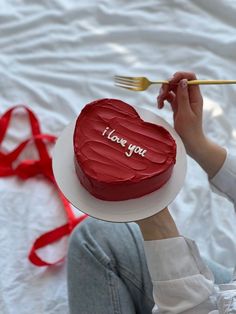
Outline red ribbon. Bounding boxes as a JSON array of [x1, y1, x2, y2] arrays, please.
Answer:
[[0, 105, 88, 266]]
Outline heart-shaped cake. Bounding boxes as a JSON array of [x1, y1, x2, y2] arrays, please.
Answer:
[[73, 99, 176, 201]]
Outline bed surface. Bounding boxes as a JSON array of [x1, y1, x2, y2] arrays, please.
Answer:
[[0, 1, 236, 313]]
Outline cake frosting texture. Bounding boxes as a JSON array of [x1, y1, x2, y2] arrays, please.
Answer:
[[73, 98, 176, 201]]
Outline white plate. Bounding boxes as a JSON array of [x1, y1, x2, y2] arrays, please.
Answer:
[[52, 106, 187, 222]]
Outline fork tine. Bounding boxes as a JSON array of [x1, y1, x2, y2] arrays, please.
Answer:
[[114, 79, 140, 87], [115, 79, 141, 85], [114, 77, 139, 83], [114, 78, 141, 85], [114, 75, 141, 81], [114, 76, 141, 85], [114, 83, 140, 91]]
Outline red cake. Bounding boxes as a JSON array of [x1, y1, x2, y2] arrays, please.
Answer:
[[73, 98, 176, 201]]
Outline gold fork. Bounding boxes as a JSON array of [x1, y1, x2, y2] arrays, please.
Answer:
[[114, 76, 236, 91]]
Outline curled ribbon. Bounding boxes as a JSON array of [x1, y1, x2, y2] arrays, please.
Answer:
[[0, 105, 88, 266]]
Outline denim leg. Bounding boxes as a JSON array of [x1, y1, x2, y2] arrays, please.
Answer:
[[67, 217, 155, 314]]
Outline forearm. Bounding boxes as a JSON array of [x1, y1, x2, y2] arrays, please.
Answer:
[[187, 136, 227, 179], [137, 207, 179, 241]]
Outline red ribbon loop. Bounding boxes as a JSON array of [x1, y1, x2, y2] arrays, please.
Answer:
[[0, 105, 88, 266], [29, 214, 88, 267]]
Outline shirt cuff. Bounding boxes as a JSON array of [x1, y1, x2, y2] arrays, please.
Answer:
[[210, 151, 236, 203], [143, 237, 214, 282]]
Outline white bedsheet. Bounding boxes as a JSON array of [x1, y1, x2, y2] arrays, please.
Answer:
[[0, 1, 236, 313]]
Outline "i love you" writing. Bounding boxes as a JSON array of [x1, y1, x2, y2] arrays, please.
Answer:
[[102, 127, 147, 158]]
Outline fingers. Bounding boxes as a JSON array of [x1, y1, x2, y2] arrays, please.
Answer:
[[166, 91, 177, 113], [176, 79, 192, 114], [166, 91, 178, 119], [157, 82, 170, 109], [171, 71, 197, 81], [157, 72, 193, 109], [165, 91, 175, 103], [169, 71, 202, 105], [157, 78, 192, 120], [157, 90, 176, 111]]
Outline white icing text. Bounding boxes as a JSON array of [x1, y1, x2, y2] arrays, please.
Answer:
[[102, 127, 147, 158]]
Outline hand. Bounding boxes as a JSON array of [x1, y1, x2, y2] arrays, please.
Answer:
[[157, 71, 226, 178], [136, 207, 179, 241], [157, 71, 204, 158]]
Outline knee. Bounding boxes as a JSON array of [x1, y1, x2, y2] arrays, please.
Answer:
[[69, 217, 95, 251], [68, 217, 111, 255], [68, 217, 118, 269]]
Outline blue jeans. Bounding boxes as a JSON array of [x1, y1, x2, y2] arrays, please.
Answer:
[[67, 217, 232, 314]]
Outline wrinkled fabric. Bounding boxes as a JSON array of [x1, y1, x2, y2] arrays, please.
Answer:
[[0, 1, 236, 313]]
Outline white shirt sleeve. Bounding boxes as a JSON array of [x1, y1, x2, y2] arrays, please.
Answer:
[[144, 237, 215, 313], [210, 152, 236, 209], [143, 152, 236, 313]]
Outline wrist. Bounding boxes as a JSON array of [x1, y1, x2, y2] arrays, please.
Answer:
[[137, 208, 179, 240], [184, 133, 208, 160], [187, 137, 227, 178]]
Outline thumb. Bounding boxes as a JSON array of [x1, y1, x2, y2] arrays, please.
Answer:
[[177, 79, 192, 114]]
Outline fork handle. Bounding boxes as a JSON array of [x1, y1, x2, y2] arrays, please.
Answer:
[[187, 80, 236, 85], [153, 80, 236, 85]]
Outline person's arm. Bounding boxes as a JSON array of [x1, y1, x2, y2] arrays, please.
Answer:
[[137, 207, 179, 241], [210, 152, 236, 206], [192, 138, 236, 207], [136, 208, 215, 314], [136, 72, 228, 313], [185, 136, 226, 179], [159, 71, 235, 206], [158, 71, 227, 179]]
